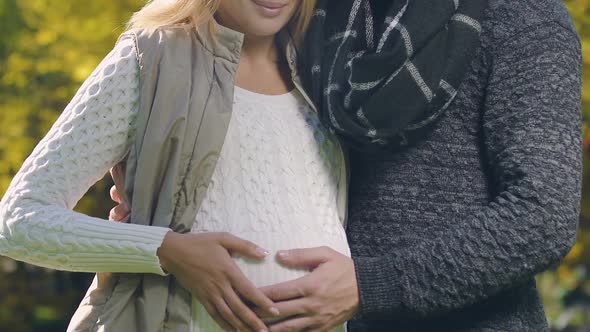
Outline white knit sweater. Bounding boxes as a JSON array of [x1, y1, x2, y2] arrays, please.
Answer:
[[0, 35, 350, 332], [0, 37, 170, 275], [190, 85, 348, 332], [0, 38, 349, 287]]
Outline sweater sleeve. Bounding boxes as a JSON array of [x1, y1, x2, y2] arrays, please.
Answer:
[[0, 35, 171, 275], [352, 22, 583, 319]]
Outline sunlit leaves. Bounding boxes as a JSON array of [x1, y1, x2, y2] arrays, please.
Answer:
[[0, 0, 588, 330]]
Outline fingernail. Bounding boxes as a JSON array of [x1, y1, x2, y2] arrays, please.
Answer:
[[277, 251, 289, 258], [257, 247, 270, 257], [270, 307, 280, 316], [259, 330, 268, 332]]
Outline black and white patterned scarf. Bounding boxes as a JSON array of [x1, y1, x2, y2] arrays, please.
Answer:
[[300, 0, 488, 150]]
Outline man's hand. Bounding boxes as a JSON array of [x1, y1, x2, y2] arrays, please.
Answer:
[[109, 185, 130, 222], [258, 247, 359, 332], [97, 184, 130, 288], [160, 231, 280, 332]]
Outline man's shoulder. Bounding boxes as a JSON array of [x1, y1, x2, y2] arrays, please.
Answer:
[[482, 0, 576, 45]]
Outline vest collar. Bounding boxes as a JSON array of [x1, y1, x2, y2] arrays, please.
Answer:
[[197, 20, 244, 64]]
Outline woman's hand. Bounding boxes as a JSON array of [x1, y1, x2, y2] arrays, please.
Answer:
[[258, 247, 359, 332], [109, 185, 278, 331], [158, 231, 279, 332]]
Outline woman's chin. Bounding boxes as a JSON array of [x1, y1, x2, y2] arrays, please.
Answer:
[[240, 23, 288, 39]]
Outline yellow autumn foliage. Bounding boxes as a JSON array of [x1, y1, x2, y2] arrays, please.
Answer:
[[0, 0, 588, 330]]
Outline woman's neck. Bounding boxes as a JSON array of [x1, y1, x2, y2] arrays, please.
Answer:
[[236, 34, 294, 95], [241, 34, 279, 63]]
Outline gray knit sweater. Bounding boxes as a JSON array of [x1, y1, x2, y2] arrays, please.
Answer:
[[346, 0, 582, 331]]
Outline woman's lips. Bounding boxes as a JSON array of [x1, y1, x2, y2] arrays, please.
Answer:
[[252, 0, 288, 18]]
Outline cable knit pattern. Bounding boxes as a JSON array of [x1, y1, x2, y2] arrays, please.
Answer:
[[191, 87, 349, 332], [0, 33, 350, 329], [0, 35, 170, 275], [346, 0, 582, 331]]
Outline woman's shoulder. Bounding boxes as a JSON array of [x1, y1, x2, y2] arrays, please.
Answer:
[[117, 25, 221, 71], [120, 26, 200, 55], [79, 34, 139, 104], [123, 26, 191, 40]]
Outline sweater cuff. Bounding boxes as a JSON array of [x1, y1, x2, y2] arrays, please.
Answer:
[[66, 219, 172, 276], [352, 255, 405, 319]]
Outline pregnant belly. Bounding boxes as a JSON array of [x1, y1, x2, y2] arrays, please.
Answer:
[[190, 228, 350, 332], [230, 229, 351, 288]]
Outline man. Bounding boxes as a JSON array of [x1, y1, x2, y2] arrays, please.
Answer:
[[112, 0, 582, 330]]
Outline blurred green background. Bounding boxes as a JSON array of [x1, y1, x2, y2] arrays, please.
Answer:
[[0, 0, 589, 331]]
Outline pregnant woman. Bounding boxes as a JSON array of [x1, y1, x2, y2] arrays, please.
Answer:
[[0, 0, 350, 331]]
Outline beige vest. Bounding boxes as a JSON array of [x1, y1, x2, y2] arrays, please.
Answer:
[[67, 23, 349, 332]]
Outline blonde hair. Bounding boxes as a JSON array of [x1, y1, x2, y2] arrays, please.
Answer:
[[127, 0, 316, 45]]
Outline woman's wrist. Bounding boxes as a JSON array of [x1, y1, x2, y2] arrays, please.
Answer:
[[157, 231, 181, 273]]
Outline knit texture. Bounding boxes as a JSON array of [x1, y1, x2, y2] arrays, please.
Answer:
[[346, 0, 582, 331], [0, 35, 170, 275], [190, 86, 349, 332]]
